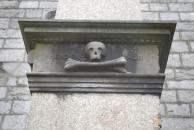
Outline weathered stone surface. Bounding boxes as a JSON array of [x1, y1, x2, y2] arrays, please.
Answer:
[[180, 13, 194, 21], [19, 1, 39, 8], [39, 1, 57, 8], [171, 41, 189, 52], [142, 12, 159, 20], [165, 69, 174, 79], [178, 90, 194, 102], [175, 69, 194, 80], [160, 13, 180, 20], [55, 0, 142, 20], [168, 80, 194, 89], [25, 9, 42, 18], [161, 90, 177, 102], [169, 3, 193, 11], [2, 115, 26, 129], [0, 101, 12, 114], [166, 104, 190, 117], [0, 9, 25, 18], [4, 39, 24, 48], [0, 18, 9, 29], [182, 54, 194, 67], [6, 76, 17, 86], [0, 1, 18, 8], [161, 118, 194, 130], [150, 3, 168, 11], [160, 104, 166, 116], [181, 32, 194, 40], [12, 101, 31, 114], [167, 54, 181, 67], [3, 63, 31, 76], [177, 22, 194, 31], [0, 87, 7, 99], [27, 93, 159, 130], [192, 104, 194, 117], [190, 41, 194, 51]]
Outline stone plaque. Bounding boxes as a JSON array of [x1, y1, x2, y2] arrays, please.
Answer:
[[33, 43, 159, 74]]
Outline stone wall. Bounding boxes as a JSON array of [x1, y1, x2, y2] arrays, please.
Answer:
[[0, 0, 194, 130]]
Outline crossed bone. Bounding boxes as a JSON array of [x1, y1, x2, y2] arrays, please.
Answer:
[[64, 57, 128, 73]]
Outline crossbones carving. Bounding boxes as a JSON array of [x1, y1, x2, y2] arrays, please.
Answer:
[[64, 41, 128, 73]]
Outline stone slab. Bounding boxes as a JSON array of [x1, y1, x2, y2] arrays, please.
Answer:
[[26, 93, 159, 130], [33, 43, 159, 74], [55, 0, 142, 20]]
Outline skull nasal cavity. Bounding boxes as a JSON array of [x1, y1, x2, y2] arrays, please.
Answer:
[[94, 52, 97, 55]]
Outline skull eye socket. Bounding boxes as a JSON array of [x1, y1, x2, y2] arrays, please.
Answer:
[[98, 47, 102, 52], [88, 47, 93, 53]]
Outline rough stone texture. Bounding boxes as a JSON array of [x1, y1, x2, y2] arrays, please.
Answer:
[[140, 0, 194, 129], [27, 93, 159, 130], [55, 0, 142, 20], [2, 115, 26, 130], [166, 104, 190, 117]]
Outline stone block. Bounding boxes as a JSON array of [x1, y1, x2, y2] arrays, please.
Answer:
[[171, 41, 189, 52], [0, 9, 25, 18], [166, 104, 190, 117], [190, 41, 194, 51], [5, 39, 24, 48], [168, 80, 194, 89], [160, 104, 166, 116], [139, 12, 159, 21], [181, 32, 194, 40], [0, 101, 12, 114], [167, 54, 181, 67], [182, 54, 194, 67], [165, 69, 174, 79], [150, 3, 168, 11], [180, 13, 194, 21], [175, 69, 194, 80], [7, 29, 22, 38], [0, 87, 7, 99], [0, 1, 18, 8], [3, 63, 31, 76], [192, 104, 194, 117], [12, 101, 31, 114], [0, 29, 6, 38], [27, 93, 160, 130], [2, 115, 26, 129], [0, 39, 3, 48], [9, 18, 20, 29], [25, 9, 42, 18], [178, 90, 194, 102], [0, 18, 9, 29], [160, 0, 176, 2], [160, 13, 180, 21], [0, 74, 9, 86], [17, 77, 28, 87], [140, 4, 149, 11], [39, 1, 57, 8], [161, 90, 177, 102], [0, 50, 25, 62], [177, 22, 194, 31], [161, 118, 194, 130], [173, 31, 180, 40], [19, 1, 39, 8], [6, 76, 17, 86], [169, 3, 193, 11]]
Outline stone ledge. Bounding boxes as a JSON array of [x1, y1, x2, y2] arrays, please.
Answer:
[[27, 72, 165, 95]]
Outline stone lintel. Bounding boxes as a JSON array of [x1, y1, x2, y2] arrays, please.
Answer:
[[19, 20, 176, 73], [27, 72, 165, 96]]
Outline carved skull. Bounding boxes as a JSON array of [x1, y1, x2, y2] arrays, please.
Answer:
[[85, 41, 106, 62]]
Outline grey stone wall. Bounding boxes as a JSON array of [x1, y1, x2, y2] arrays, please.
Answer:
[[0, 0, 58, 129], [140, 0, 194, 129], [0, 0, 194, 130]]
